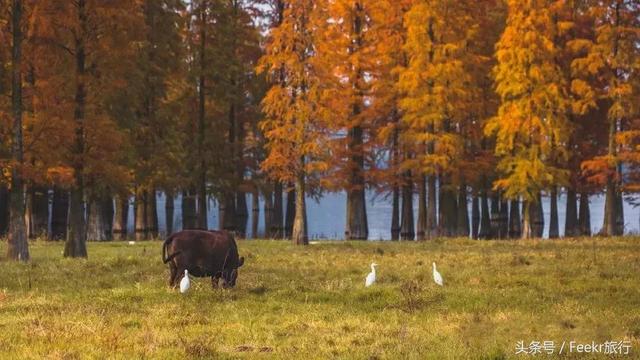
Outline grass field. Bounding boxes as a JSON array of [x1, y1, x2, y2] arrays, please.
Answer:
[[0, 237, 639, 359]]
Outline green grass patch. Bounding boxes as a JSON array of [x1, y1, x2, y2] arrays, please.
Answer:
[[0, 237, 639, 359]]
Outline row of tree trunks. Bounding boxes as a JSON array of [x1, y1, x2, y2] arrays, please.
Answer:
[[251, 188, 259, 239], [165, 192, 174, 235], [182, 188, 197, 230], [285, 188, 295, 238]]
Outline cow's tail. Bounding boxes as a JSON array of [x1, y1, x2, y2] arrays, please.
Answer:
[[162, 235, 181, 264]]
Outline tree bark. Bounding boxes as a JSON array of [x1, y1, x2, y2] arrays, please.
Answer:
[[471, 195, 479, 239], [400, 175, 415, 240], [345, 125, 368, 240], [0, 185, 9, 236], [146, 189, 158, 238], [438, 179, 455, 237], [7, 0, 29, 261], [478, 190, 491, 239], [50, 187, 68, 240], [549, 187, 559, 238], [489, 193, 500, 238], [456, 184, 469, 237], [615, 191, 624, 235], [271, 181, 283, 238], [165, 191, 174, 236], [292, 167, 308, 245], [236, 192, 248, 237], [285, 187, 295, 239], [531, 193, 544, 238], [64, 0, 88, 258], [499, 195, 509, 238], [251, 188, 259, 239], [221, 194, 236, 231], [416, 174, 426, 240], [564, 188, 578, 237], [391, 183, 400, 240], [113, 194, 129, 240], [87, 197, 106, 241], [426, 175, 437, 238], [603, 117, 617, 236], [29, 186, 48, 239], [196, 2, 208, 231], [263, 189, 273, 238], [508, 199, 521, 238], [578, 191, 591, 236], [522, 200, 531, 239], [135, 189, 147, 240], [182, 189, 197, 230]]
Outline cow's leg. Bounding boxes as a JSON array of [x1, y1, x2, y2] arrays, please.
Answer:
[[169, 262, 178, 287]]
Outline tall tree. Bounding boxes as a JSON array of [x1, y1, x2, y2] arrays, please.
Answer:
[[259, 0, 326, 245], [7, 0, 29, 261], [486, 0, 571, 238]]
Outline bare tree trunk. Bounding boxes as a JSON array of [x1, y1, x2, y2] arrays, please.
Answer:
[[113, 194, 129, 240], [0, 185, 9, 236], [165, 191, 174, 236], [64, 0, 88, 258], [578, 192, 591, 236], [564, 188, 578, 237], [471, 195, 479, 239], [285, 187, 295, 239], [478, 189, 491, 239], [24, 189, 32, 239], [50, 187, 68, 240], [499, 195, 508, 238], [615, 191, 624, 235], [292, 165, 308, 245], [416, 174, 426, 240], [426, 175, 437, 238], [549, 187, 559, 238], [531, 193, 544, 238], [522, 200, 531, 239], [220, 194, 236, 231], [251, 188, 259, 239], [236, 192, 248, 237], [135, 189, 147, 240], [263, 189, 273, 238], [400, 175, 414, 240], [345, 126, 368, 240], [489, 193, 500, 238], [391, 184, 400, 240], [182, 189, 197, 230], [603, 118, 617, 236], [87, 198, 105, 241], [271, 181, 283, 238], [196, 3, 208, 231], [7, 0, 29, 261], [508, 199, 521, 238], [146, 189, 158, 238], [28, 186, 48, 239], [438, 178, 457, 237], [456, 184, 469, 237]]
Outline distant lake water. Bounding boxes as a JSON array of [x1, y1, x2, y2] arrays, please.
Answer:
[[131, 192, 640, 239]]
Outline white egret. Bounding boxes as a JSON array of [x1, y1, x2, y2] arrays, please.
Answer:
[[180, 269, 190, 293], [365, 263, 378, 287], [432, 262, 443, 286]]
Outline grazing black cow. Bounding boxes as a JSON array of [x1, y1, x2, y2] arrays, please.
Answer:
[[162, 230, 244, 289]]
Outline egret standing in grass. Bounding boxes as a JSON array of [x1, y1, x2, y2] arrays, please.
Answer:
[[432, 262, 443, 286], [180, 269, 190, 293], [365, 263, 378, 287]]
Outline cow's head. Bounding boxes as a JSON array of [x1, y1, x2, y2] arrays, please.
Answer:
[[222, 256, 244, 288]]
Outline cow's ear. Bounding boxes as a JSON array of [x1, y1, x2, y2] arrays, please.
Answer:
[[238, 256, 245, 267]]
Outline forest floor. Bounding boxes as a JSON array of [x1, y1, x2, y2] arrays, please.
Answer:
[[0, 237, 639, 359]]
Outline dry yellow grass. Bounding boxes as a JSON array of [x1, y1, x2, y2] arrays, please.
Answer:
[[0, 237, 639, 359]]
